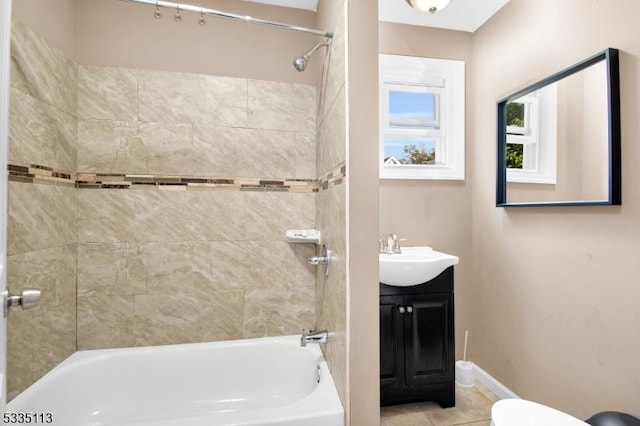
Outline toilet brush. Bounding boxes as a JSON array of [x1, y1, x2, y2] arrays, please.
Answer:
[[455, 330, 474, 387], [463, 330, 469, 361]]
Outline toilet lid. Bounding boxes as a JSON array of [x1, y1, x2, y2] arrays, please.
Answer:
[[492, 399, 590, 426]]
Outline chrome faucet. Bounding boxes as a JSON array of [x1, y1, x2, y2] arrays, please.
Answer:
[[300, 329, 328, 347], [380, 233, 404, 254]]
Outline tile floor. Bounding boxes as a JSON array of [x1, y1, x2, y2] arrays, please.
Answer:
[[380, 382, 500, 426]]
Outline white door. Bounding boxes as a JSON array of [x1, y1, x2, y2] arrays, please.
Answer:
[[0, 0, 13, 413]]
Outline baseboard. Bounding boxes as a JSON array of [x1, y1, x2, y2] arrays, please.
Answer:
[[470, 362, 520, 400]]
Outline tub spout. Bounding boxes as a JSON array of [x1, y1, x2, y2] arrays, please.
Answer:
[[300, 330, 328, 347]]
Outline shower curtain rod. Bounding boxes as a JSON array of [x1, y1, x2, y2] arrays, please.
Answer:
[[120, 0, 334, 39]]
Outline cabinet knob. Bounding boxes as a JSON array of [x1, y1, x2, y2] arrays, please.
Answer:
[[406, 306, 413, 313], [398, 306, 406, 314]]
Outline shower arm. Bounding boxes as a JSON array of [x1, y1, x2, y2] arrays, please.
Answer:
[[302, 41, 330, 60], [120, 0, 334, 39]]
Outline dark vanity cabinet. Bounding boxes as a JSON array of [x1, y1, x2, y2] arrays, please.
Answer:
[[380, 267, 455, 408]]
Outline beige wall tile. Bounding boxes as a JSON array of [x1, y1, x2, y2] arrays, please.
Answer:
[[9, 88, 55, 166], [77, 243, 146, 296], [191, 125, 243, 177], [199, 74, 248, 128], [315, 184, 347, 406], [8, 183, 77, 255], [193, 241, 296, 291], [10, 55, 30, 94], [78, 189, 136, 243], [138, 122, 193, 175], [248, 80, 316, 133], [78, 68, 317, 177], [131, 190, 193, 242], [138, 70, 247, 127], [6, 248, 77, 399], [294, 244, 316, 288], [10, 19, 77, 115], [240, 129, 298, 178], [193, 126, 312, 179], [317, 9, 346, 126], [295, 133, 317, 179], [138, 70, 202, 124], [317, 85, 346, 176], [245, 192, 316, 241], [54, 244, 78, 308], [77, 293, 135, 350], [133, 291, 244, 346], [6, 21, 78, 397], [77, 119, 141, 173], [9, 88, 77, 170], [7, 303, 75, 399], [78, 65, 137, 120], [52, 106, 77, 171], [193, 241, 253, 291], [141, 241, 194, 295], [243, 286, 315, 338], [188, 191, 246, 241], [6, 245, 75, 320], [314, 9, 348, 408]]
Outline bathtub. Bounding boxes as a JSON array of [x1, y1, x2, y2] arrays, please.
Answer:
[[7, 335, 344, 426]]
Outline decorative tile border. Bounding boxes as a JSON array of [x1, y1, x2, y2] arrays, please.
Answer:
[[8, 162, 76, 187], [7, 161, 347, 193], [319, 162, 346, 190]]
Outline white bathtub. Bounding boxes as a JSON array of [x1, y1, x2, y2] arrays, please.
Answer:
[[7, 335, 344, 426]]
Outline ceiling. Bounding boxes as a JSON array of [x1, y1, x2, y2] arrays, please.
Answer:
[[379, 0, 511, 32], [241, 0, 319, 12], [243, 0, 510, 33]]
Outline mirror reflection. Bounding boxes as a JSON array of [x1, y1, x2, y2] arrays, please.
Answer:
[[497, 48, 620, 206]]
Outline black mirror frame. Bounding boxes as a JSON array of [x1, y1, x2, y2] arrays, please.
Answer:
[[496, 48, 621, 207]]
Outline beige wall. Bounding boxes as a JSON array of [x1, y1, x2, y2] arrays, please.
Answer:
[[379, 22, 474, 362], [471, 0, 640, 418], [75, 0, 322, 84], [348, 2, 381, 426], [12, 0, 324, 84], [11, 0, 76, 58]]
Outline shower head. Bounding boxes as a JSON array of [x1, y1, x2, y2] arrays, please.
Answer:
[[293, 41, 331, 72], [293, 56, 308, 72]]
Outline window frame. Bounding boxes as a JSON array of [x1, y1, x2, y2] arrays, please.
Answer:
[[506, 84, 558, 184], [379, 54, 465, 180]]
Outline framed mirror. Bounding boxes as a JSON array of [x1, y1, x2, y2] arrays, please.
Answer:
[[496, 48, 621, 207]]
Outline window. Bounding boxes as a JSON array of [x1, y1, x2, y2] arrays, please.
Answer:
[[379, 55, 465, 180], [506, 84, 558, 184]]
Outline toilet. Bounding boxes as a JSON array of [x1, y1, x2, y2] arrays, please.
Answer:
[[491, 399, 590, 426]]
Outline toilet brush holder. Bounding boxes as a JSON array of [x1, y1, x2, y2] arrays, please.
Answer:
[[455, 360, 474, 387]]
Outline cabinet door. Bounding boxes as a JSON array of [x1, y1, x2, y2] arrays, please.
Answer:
[[380, 295, 404, 392], [405, 293, 454, 387]]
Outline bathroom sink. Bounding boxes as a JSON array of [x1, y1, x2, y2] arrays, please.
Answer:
[[379, 246, 459, 286]]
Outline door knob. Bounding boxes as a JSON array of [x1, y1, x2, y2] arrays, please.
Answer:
[[3, 289, 41, 317], [406, 306, 413, 313], [398, 306, 406, 314]]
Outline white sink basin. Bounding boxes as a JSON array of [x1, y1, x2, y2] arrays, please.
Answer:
[[379, 246, 459, 286]]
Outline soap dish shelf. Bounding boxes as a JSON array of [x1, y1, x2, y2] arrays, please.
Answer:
[[285, 229, 321, 244]]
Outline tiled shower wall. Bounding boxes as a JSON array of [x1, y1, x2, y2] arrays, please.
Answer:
[[315, 5, 347, 407], [75, 67, 318, 349], [6, 18, 321, 396], [7, 21, 78, 399]]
